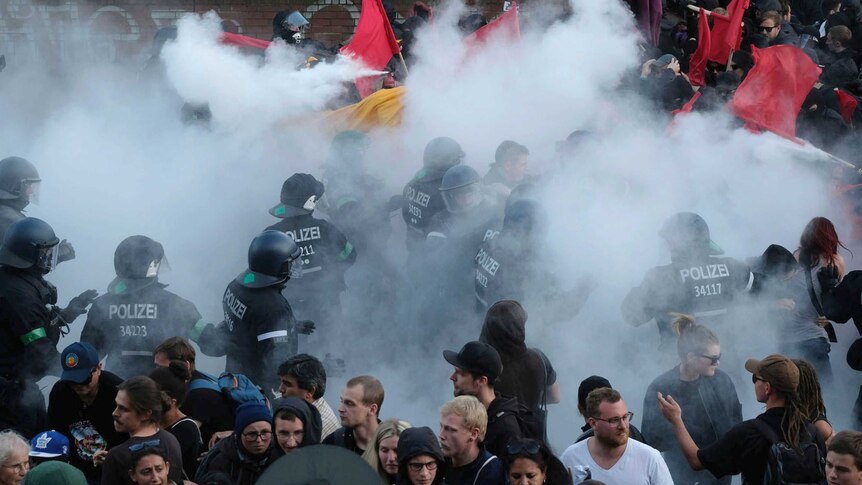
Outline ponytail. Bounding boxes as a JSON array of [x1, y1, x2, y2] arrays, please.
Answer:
[[672, 313, 720, 359]]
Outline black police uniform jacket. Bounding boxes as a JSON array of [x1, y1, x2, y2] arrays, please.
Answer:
[[222, 279, 297, 395], [402, 167, 448, 251], [621, 254, 753, 349], [266, 214, 356, 301], [80, 279, 202, 378], [0, 266, 61, 380]]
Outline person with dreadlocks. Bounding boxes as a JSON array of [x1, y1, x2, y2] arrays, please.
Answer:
[[656, 354, 827, 484], [792, 359, 834, 441]]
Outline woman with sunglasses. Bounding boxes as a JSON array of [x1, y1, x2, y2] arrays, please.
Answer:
[[99, 376, 184, 485], [195, 401, 278, 485], [504, 439, 570, 485], [641, 314, 742, 485], [395, 427, 444, 485]]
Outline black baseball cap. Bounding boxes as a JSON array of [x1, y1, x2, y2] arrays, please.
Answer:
[[578, 375, 611, 411], [60, 342, 99, 384], [443, 341, 503, 383]]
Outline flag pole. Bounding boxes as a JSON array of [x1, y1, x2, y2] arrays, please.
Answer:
[[726, 49, 734, 71], [398, 51, 409, 75]]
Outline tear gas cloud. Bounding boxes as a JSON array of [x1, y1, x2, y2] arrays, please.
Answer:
[[0, 0, 856, 453]]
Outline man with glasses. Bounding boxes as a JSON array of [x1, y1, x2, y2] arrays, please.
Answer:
[[759, 11, 797, 45], [561, 387, 673, 484], [397, 426, 445, 485], [48, 342, 127, 483], [657, 354, 827, 484], [196, 401, 278, 483]]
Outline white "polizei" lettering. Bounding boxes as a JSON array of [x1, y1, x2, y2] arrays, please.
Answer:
[[284, 226, 321, 243], [109, 304, 158, 319], [679, 264, 730, 282], [223, 288, 247, 319], [475, 248, 500, 276], [405, 187, 431, 208]]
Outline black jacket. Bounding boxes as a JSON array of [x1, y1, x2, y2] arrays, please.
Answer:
[[402, 167, 448, 251], [322, 426, 364, 454], [485, 393, 522, 458], [821, 269, 862, 334], [195, 434, 278, 485], [396, 427, 444, 485]]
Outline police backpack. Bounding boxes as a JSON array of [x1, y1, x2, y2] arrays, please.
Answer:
[[188, 372, 267, 411], [753, 418, 826, 485]]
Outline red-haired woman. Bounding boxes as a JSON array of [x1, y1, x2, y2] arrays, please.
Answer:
[[786, 217, 847, 389]]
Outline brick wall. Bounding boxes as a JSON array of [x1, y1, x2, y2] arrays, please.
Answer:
[[0, 0, 505, 64]]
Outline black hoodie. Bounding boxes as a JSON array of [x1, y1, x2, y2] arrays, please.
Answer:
[[396, 427, 444, 485], [272, 396, 323, 454], [485, 393, 523, 458]]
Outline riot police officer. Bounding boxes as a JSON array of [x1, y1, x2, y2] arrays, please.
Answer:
[[80, 236, 204, 378], [198, 231, 313, 397], [0, 217, 96, 436], [0, 156, 75, 262], [266, 173, 355, 348], [401, 137, 465, 255], [272, 10, 330, 57], [621, 212, 754, 351]]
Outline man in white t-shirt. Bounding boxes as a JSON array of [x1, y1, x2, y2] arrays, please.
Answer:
[[561, 387, 673, 485]]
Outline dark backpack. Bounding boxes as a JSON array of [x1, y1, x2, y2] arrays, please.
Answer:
[[752, 418, 826, 485], [188, 372, 267, 412]]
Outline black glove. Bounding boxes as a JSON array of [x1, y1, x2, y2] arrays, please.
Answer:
[[57, 239, 75, 263], [817, 264, 840, 292], [297, 320, 315, 335], [60, 289, 98, 323]]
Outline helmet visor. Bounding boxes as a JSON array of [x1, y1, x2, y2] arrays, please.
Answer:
[[145, 255, 171, 278], [442, 183, 482, 213], [36, 243, 59, 272], [288, 255, 304, 279], [21, 180, 40, 205]]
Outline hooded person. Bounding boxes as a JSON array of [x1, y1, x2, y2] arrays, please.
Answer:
[[478, 301, 559, 430], [396, 427, 445, 485], [621, 212, 755, 352], [80, 235, 204, 378], [265, 173, 356, 351], [195, 402, 278, 485], [271, 396, 322, 455]]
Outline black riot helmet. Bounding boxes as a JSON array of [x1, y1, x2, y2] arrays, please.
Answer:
[[237, 230, 303, 288], [660, 212, 724, 257], [114, 236, 166, 279], [0, 157, 41, 204], [440, 165, 482, 213], [423, 137, 465, 172], [0, 217, 60, 272], [269, 173, 326, 218]]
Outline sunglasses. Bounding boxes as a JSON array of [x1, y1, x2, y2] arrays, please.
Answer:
[[759, 25, 778, 32], [128, 439, 160, 453], [507, 440, 541, 456], [752, 375, 766, 384], [699, 354, 721, 365]]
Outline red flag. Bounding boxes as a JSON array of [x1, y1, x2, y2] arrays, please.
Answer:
[[220, 32, 272, 50], [672, 91, 702, 117], [464, 4, 520, 48], [730, 45, 821, 140], [708, 0, 749, 64], [341, 0, 401, 98], [836, 89, 858, 125], [688, 8, 711, 87]]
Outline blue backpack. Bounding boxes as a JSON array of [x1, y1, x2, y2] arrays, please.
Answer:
[[188, 372, 266, 411]]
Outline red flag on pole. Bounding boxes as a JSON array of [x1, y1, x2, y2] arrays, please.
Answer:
[[688, 8, 711, 87], [464, 4, 520, 47], [730, 45, 821, 140], [836, 89, 859, 125], [708, 0, 749, 64], [220, 32, 272, 50], [341, 0, 401, 98]]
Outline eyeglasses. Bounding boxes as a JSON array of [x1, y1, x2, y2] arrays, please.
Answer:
[[2, 461, 29, 473], [407, 461, 438, 472], [128, 439, 161, 453], [759, 25, 778, 32], [593, 411, 634, 426], [507, 440, 541, 455], [699, 354, 721, 365], [242, 430, 272, 442], [752, 375, 766, 384]]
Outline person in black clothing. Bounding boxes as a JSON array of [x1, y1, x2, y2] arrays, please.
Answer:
[[657, 354, 827, 484], [622, 212, 754, 352], [266, 173, 355, 349], [443, 341, 522, 458], [323, 375, 384, 455], [401, 137, 465, 255], [271, 396, 322, 455], [641, 315, 742, 484], [153, 337, 234, 449], [478, 301, 559, 432], [0, 217, 96, 437], [574, 375, 648, 444], [48, 341, 128, 482], [396, 426, 445, 485], [194, 230, 313, 398], [149, 362, 202, 479], [81, 235, 204, 378]]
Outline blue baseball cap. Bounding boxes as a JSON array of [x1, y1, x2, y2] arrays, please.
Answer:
[[60, 342, 99, 384], [30, 430, 70, 458]]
